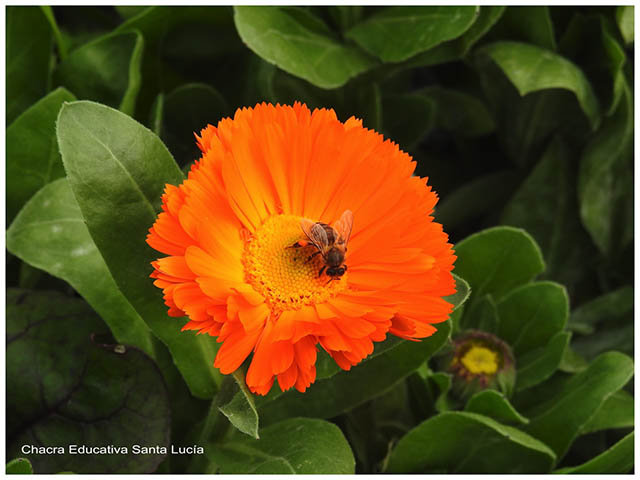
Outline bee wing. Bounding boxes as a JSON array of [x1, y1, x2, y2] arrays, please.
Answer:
[[333, 209, 353, 247], [300, 218, 330, 252]]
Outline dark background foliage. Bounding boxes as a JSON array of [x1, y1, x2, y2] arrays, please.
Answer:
[[6, 5, 634, 474]]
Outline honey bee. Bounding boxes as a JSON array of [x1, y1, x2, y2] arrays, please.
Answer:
[[290, 209, 353, 280]]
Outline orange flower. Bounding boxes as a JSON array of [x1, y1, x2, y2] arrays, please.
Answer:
[[147, 102, 456, 395]]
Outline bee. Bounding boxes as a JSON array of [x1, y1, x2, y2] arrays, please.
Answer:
[[290, 209, 353, 280]]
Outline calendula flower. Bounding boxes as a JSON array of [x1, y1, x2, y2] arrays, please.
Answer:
[[147, 102, 456, 395]]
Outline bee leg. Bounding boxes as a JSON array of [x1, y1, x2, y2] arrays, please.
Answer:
[[306, 250, 321, 263], [343, 264, 347, 271], [287, 239, 309, 249], [318, 265, 326, 277]]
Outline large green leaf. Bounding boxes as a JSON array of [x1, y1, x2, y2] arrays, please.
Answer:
[[500, 138, 597, 297], [479, 41, 600, 130], [40, 6, 68, 61], [573, 324, 634, 361], [616, 6, 634, 46], [386, 411, 555, 473], [555, 431, 633, 474], [577, 75, 633, 257], [522, 352, 634, 460], [206, 418, 355, 473], [234, 6, 375, 89], [516, 331, 571, 391], [346, 6, 479, 63], [57, 100, 221, 399], [464, 390, 529, 425], [558, 14, 627, 118], [6, 458, 33, 474], [217, 371, 259, 439], [496, 281, 568, 355], [420, 86, 495, 137], [7, 178, 156, 358], [581, 390, 634, 434], [407, 6, 505, 67], [7, 289, 170, 474], [6, 6, 53, 124], [454, 226, 545, 305], [569, 285, 633, 334], [460, 294, 499, 333], [54, 31, 144, 115], [493, 6, 556, 50], [257, 320, 451, 425], [6, 88, 76, 223]]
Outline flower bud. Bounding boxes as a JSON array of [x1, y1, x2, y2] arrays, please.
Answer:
[[441, 330, 516, 400]]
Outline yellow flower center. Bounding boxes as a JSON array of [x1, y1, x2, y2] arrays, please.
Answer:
[[460, 344, 500, 375], [242, 214, 347, 312]]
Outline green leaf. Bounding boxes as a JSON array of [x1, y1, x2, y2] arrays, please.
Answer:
[[6, 6, 53, 124], [461, 294, 499, 333], [57, 100, 221, 399], [616, 6, 634, 45], [329, 6, 364, 32], [218, 371, 259, 439], [162, 83, 229, 166], [581, 390, 634, 434], [207, 418, 355, 474], [407, 6, 505, 67], [6, 87, 76, 223], [40, 6, 68, 60], [6, 458, 33, 474], [500, 137, 596, 295], [53, 31, 144, 115], [346, 6, 479, 63], [149, 93, 164, 136], [436, 171, 519, 231], [496, 281, 568, 355], [116, 5, 150, 19], [494, 7, 556, 50], [465, 390, 529, 425], [516, 331, 570, 391], [446, 273, 471, 313], [429, 372, 453, 413], [7, 178, 156, 358], [573, 324, 634, 361], [558, 14, 627, 117], [421, 86, 496, 137], [522, 352, 634, 460], [454, 226, 545, 304], [577, 76, 633, 257], [234, 6, 375, 89], [569, 286, 633, 332], [453, 5, 505, 54], [258, 320, 451, 425], [7, 289, 171, 474], [479, 41, 600, 130], [386, 411, 555, 473], [554, 431, 633, 474], [558, 345, 588, 373], [381, 93, 436, 150], [114, 6, 235, 117]]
